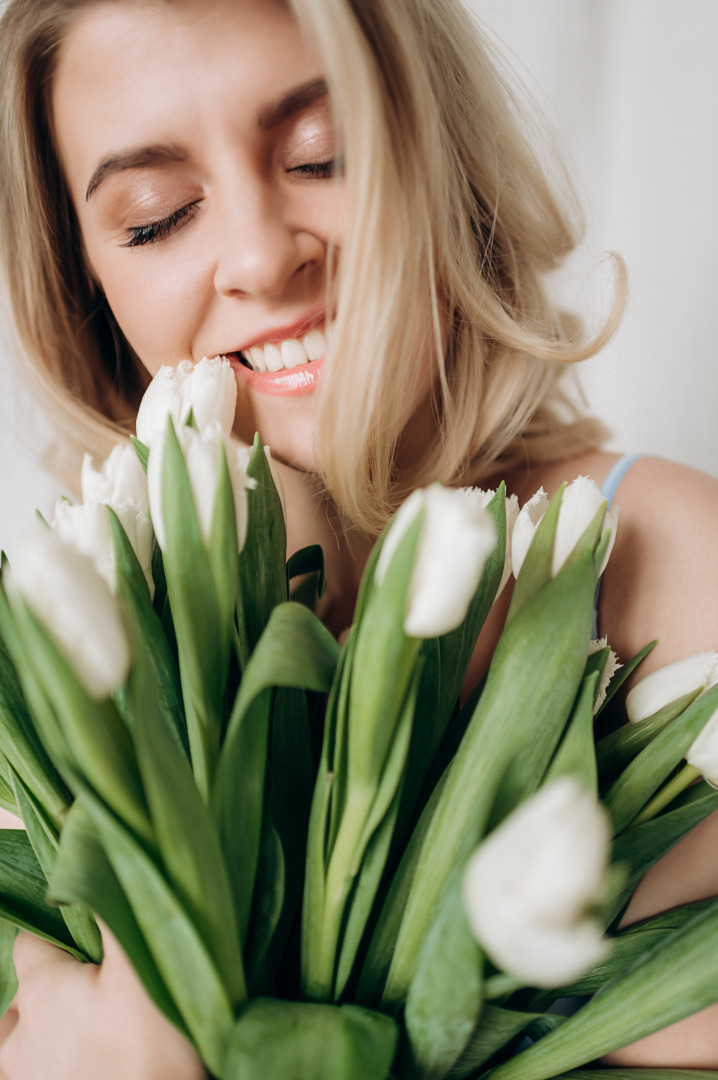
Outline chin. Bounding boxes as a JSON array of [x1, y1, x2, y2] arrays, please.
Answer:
[[232, 412, 318, 475]]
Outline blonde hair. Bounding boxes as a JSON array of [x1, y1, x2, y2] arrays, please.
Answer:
[[0, 0, 620, 534]]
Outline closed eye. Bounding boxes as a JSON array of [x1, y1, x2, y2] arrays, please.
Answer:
[[121, 201, 199, 247], [289, 158, 343, 179]]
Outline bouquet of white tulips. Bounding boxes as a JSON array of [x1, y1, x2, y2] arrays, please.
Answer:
[[1, 358, 718, 1079]]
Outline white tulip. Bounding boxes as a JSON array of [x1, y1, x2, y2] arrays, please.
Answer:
[[148, 420, 252, 552], [463, 488, 519, 597], [81, 444, 149, 516], [376, 485, 496, 638], [589, 636, 622, 714], [627, 651, 718, 724], [5, 524, 131, 700], [135, 356, 237, 448], [686, 708, 718, 787], [463, 778, 610, 987], [53, 498, 154, 598], [511, 476, 619, 580]]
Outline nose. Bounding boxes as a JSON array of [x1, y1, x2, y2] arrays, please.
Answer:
[[213, 186, 325, 300]]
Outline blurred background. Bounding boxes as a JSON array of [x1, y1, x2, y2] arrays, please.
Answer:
[[1, 0, 717, 556]]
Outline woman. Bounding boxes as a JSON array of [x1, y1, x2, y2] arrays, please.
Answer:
[[0, 0, 717, 1075]]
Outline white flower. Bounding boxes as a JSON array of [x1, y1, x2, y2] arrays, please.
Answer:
[[376, 485, 496, 638], [135, 356, 237, 448], [463, 778, 610, 987], [463, 488, 519, 597], [81, 444, 149, 516], [148, 419, 252, 552], [5, 524, 131, 700], [589, 636, 622, 714], [687, 708, 718, 787], [511, 476, 619, 580], [53, 498, 154, 598], [70, 444, 154, 595], [626, 651, 718, 724]]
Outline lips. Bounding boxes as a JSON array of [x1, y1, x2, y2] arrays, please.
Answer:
[[238, 326, 328, 374]]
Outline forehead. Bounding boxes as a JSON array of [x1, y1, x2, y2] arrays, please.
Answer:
[[51, 0, 322, 191]]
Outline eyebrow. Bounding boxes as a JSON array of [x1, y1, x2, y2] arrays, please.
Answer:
[[85, 77, 329, 202]]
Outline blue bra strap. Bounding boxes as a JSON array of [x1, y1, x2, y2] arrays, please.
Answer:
[[592, 454, 644, 637], [600, 453, 644, 506]]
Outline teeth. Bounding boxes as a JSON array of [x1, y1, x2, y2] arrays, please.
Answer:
[[264, 343, 283, 372], [247, 346, 267, 372], [281, 339, 307, 368], [303, 329, 326, 362], [240, 328, 328, 373]]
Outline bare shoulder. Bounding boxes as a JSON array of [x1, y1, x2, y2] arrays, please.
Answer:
[[595, 454, 718, 677], [507, 450, 718, 676]]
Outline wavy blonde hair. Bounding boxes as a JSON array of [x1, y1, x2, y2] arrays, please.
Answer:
[[0, 0, 620, 535]]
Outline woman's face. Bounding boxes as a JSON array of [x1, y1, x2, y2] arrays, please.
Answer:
[[51, 0, 344, 469]]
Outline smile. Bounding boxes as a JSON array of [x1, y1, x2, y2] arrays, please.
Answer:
[[226, 326, 328, 398]]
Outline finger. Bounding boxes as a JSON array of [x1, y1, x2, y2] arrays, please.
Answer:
[[12, 932, 75, 983]]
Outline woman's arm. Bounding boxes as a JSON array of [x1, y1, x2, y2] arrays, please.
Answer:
[[0, 927, 205, 1080], [598, 455, 718, 1065]]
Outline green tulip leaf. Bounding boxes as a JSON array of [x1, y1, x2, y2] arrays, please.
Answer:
[[604, 682, 718, 834], [0, 920, 17, 1019], [107, 507, 188, 758], [130, 435, 149, 472], [544, 673, 599, 794], [404, 879, 483, 1079], [0, 829, 81, 957], [507, 484, 565, 622], [596, 690, 700, 783], [246, 812, 285, 993], [207, 439, 240, 660], [220, 998, 398, 1080], [160, 416, 227, 798], [287, 544, 326, 598], [6, 597, 152, 846], [212, 603, 338, 945], [132, 677, 246, 1007], [606, 781, 718, 925], [488, 899, 718, 1080], [372, 552, 596, 1007], [0, 591, 70, 826], [235, 434, 288, 668], [49, 796, 186, 1033], [447, 1004, 565, 1076], [77, 785, 235, 1075], [593, 639, 657, 725], [536, 900, 717, 1002]]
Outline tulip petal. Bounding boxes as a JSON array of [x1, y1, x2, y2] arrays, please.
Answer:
[[627, 651, 718, 724]]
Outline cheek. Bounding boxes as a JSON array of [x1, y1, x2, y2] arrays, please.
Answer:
[[89, 247, 206, 375]]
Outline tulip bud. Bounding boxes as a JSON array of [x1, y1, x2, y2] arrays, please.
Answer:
[[627, 651, 718, 724], [463, 778, 610, 987], [589, 636, 622, 713], [53, 498, 154, 598], [376, 485, 496, 638], [512, 476, 619, 580], [466, 488, 519, 597], [136, 355, 237, 448], [148, 419, 252, 552], [686, 708, 718, 787], [5, 524, 131, 700], [81, 444, 149, 515]]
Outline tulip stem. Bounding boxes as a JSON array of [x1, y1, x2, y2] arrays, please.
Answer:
[[483, 973, 526, 1001], [631, 763, 701, 827]]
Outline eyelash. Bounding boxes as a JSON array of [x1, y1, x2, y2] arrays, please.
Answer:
[[122, 203, 197, 248], [121, 159, 341, 248]]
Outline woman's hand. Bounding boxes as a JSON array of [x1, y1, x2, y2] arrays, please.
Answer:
[[0, 926, 206, 1080]]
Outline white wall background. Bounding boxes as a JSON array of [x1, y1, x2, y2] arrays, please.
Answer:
[[470, 0, 718, 475], [1, 0, 717, 557]]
